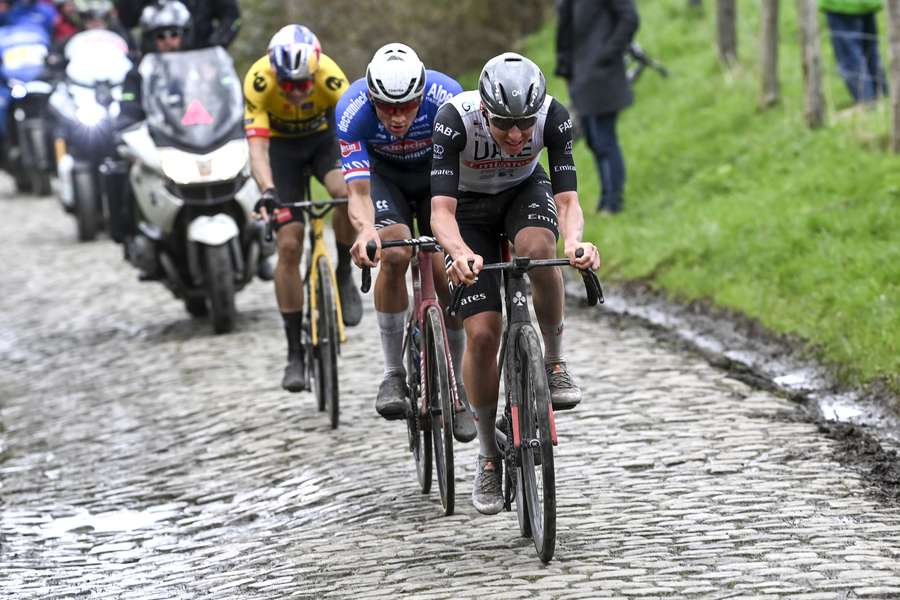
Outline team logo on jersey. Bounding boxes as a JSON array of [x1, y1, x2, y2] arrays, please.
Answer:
[[340, 140, 362, 157], [433, 144, 444, 159], [253, 72, 267, 93], [326, 76, 344, 91], [564, 140, 573, 155]]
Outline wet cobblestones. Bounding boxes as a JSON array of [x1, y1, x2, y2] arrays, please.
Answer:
[[2, 190, 899, 599]]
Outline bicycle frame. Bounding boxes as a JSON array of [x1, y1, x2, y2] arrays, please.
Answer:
[[496, 243, 559, 451], [304, 202, 347, 347], [408, 242, 459, 420]]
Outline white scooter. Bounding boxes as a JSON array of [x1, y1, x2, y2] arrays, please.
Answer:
[[119, 47, 265, 334], [50, 29, 132, 241]]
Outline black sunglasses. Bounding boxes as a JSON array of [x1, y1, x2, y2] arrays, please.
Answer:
[[155, 28, 182, 40], [485, 111, 537, 131]]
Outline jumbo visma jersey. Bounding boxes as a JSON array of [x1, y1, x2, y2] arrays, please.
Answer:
[[242, 54, 348, 139]]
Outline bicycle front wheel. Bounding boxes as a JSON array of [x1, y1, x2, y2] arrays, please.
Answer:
[[314, 256, 340, 429], [514, 325, 556, 563], [404, 319, 431, 493], [425, 306, 454, 515]]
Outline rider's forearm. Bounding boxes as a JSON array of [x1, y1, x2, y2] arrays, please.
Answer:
[[555, 191, 585, 246], [348, 179, 376, 233], [431, 196, 470, 258], [248, 137, 274, 192]]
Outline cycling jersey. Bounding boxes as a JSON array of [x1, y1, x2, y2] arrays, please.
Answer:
[[430, 90, 577, 197], [334, 70, 462, 182], [243, 53, 348, 139]]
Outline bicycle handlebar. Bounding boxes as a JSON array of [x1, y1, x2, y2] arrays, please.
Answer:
[[359, 236, 442, 293], [446, 248, 604, 317], [259, 197, 349, 243]]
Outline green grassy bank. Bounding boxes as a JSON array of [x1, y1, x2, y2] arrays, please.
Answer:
[[517, 3, 899, 391]]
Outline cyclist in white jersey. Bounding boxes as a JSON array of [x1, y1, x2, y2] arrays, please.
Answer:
[[430, 53, 600, 515]]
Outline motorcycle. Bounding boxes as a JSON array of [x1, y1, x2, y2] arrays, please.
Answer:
[[119, 47, 264, 334], [0, 22, 55, 195], [49, 29, 132, 241]]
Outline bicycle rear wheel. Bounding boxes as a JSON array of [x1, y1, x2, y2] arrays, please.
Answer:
[[314, 256, 340, 429], [425, 306, 454, 515], [405, 320, 432, 493], [514, 325, 556, 563]]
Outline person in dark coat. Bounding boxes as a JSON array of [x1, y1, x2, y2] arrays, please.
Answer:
[[115, 0, 239, 50], [555, 0, 639, 214]]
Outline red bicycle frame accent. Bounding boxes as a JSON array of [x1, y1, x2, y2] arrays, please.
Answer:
[[410, 246, 460, 418]]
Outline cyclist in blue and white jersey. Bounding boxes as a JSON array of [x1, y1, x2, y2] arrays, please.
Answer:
[[337, 43, 474, 442]]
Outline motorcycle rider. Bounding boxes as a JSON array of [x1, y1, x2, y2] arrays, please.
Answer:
[[51, 0, 79, 43], [0, 0, 56, 29], [0, 0, 56, 170], [243, 24, 362, 392], [115, 0, 240, 51], [102, 0, 186, 250]]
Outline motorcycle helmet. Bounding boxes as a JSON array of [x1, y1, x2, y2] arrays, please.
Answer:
[[74, 0, 113, 24], [139, 0, 190, 37]]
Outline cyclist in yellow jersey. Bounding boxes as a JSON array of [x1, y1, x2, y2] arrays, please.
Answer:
[[245, 24, 362, 393]]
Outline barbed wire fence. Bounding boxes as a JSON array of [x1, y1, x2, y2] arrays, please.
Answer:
[[708, 0, 898, 148]]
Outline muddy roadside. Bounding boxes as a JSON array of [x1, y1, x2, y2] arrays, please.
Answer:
[[565, 278, 900, 504]]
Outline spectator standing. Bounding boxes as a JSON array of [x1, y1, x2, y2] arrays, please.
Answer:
[[555, 0, 638, 214], [819, 0, 887, 103]]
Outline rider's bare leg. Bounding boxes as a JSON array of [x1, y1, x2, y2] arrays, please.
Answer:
[[274, 221, 306, 312], [464, 311, 502, 456]]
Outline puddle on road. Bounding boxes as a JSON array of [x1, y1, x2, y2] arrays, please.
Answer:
[[37, 508, 181, 538]]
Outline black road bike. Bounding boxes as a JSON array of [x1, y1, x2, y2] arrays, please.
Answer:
[[448, 244, 604, 563], [361, 237, 460, 514]]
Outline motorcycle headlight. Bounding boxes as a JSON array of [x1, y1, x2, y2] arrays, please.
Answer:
[[75, 105, 106, 127]]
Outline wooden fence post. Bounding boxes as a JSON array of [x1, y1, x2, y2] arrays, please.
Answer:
[[795, 0, 826, 128], [759, 0, 780, 109], [886, 0, 900, 152], [717, 0, 738, 67]]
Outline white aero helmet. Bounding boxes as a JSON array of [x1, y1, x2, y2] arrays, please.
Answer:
[[366, 43, 426, 104]]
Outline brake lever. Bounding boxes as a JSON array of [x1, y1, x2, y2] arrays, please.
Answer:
[[446, 258, 474, 318], [573, 248, 604, 306], [360, 240, 377, 293], [447, 283, 466, 318]]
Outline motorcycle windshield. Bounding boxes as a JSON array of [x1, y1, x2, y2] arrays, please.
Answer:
[[64, 30, 131, 87], [0, 24, 50, 83], [141, 48, 244, 152]]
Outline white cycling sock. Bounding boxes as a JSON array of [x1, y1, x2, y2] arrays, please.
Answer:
[[377, 310, 406, 375], [474, 404, 499, 458], [541, 321, 565, 364], [446, 327, 465, 386]]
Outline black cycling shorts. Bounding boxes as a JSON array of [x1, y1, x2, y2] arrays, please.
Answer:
[[371, 159, 433, 236], [454, 164, 560, 320], [269, 132, 341, 229]]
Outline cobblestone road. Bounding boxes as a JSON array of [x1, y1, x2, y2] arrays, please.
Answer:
[[2, 190, 899, 599]]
